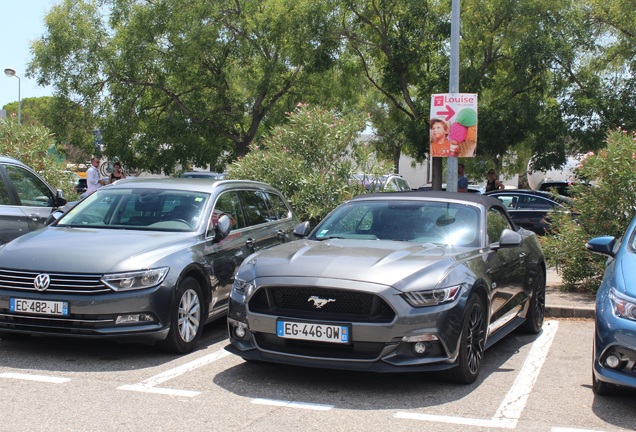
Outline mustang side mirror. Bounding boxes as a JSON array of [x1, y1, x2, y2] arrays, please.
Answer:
[[293, 221, 311, 238], [495, 228, 522, 249]]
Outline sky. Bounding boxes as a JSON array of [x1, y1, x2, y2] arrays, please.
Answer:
[[0, 0, 59, 109]]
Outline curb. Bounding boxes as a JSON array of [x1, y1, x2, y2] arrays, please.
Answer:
[[545, 305, 595, 319]]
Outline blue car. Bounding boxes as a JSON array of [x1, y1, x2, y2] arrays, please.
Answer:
[[586, 221, 636, 395]]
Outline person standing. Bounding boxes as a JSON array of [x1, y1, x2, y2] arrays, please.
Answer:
[[109, 161, 127, 184], [457, 163, 468, 192], [485, 169, 505, 191], [86, 157, 107, 194]]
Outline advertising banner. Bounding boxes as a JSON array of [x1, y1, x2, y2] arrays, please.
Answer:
[[430, 93, 478, 157]]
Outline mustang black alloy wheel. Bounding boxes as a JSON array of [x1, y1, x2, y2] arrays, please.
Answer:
[[520, 267, 545, 334], [443, 294, 486, 384]]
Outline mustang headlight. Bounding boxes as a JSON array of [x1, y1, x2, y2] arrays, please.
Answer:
[[401, 285, 462, 307], [609, 288, 636, 321], [232, 277, 256, 297], [102, 267, 169, 292]]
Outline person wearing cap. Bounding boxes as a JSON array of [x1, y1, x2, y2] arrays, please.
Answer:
[[485, 169, 505, 191]]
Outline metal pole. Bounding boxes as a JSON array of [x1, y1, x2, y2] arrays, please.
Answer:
[[446, 0, 460, 192], [16, 75, 21, 125]]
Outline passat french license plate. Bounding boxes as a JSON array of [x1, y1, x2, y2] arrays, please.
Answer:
[[276, 320, 349, 343], [10, 298, 69, 316]]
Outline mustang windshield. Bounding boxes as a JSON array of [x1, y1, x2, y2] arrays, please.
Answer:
[[312, 200, 480, 246], [58, 188, 210, 231]]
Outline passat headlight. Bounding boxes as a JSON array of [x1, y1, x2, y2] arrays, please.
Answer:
[[401, 285, 462, 307], [232, 277, 256, 297], [609, 288, 636, 321], [102, 267, 169, 292]]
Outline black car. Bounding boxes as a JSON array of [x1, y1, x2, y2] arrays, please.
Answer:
[[227, 191, 546, 383], [483, 189, 571, 235], [0, 156, 68, 245], [0, 178, 298, 353]]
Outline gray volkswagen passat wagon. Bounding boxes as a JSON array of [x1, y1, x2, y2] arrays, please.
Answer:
[[0, 178, 298, 353], [0, 156, 68, 245]]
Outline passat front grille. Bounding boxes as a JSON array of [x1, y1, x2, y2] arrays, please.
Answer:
[[249, 286, 395, 323], [0, 269, 109, 294]]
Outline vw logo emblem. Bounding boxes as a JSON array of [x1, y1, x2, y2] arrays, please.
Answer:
[[34, 274, 51, 291]]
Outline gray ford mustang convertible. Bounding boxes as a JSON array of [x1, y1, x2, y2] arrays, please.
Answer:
[[226, 192, 546, 383]]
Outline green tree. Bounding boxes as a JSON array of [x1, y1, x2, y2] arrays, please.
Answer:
[[0, 117, 77, 199], [227, 104, 392, 224], [543, 129, 636, 292], [3, 96, 96, 161], [29, 0, 344, 174]]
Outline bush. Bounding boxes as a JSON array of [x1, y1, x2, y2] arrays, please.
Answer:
[[0, 117, 77, 199], [542, 129, 636, 293], [227, 104, 392, 225]]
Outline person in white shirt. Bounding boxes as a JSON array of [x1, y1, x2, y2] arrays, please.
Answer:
[[86, 157, 106, 194]]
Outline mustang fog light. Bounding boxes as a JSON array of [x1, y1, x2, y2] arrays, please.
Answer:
[[228, 318, 249, 339], [605, 354, 622, 369], [116, 314, 155, 324], [413, 342, 427, 354]]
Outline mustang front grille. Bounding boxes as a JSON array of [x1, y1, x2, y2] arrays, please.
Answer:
[[249, 286, 395, 323], [0, 269, 109, 294]]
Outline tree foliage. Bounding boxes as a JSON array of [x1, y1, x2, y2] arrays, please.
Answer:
[[227, 104, 392, 225], [0, 117, 77, 199], [542, 130, 636, 292], [29, 0, 345, 174]]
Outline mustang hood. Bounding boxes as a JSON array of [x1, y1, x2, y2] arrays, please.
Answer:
[[0, 227, 195, 273], [249, 239, 472, 290]]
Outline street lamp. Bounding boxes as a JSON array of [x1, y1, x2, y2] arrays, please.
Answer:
[[4, 67, 21, 124]]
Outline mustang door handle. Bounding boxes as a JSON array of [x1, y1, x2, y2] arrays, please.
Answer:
[[245, 238, 255, 248], [277, 230, 286, 239]]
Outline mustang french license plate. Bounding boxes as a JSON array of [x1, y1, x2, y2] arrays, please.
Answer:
[[10, 298, 69, 316], [277, 320, 349, 343]]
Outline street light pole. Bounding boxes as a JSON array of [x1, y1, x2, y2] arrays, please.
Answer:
[[446, 0, 460, 192], [4, 68, 21, 124]]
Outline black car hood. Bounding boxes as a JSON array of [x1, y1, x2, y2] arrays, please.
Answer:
[[249, 239, 472, 290], [0, 227, 196, 273]]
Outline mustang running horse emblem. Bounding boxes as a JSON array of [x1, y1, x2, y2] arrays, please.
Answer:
[[308, 296, 336, 309]]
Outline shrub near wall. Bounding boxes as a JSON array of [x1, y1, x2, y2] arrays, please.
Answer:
[[0, 117, 75, 198], [543, 129, 636, 293], [228, 104, 392, 225]]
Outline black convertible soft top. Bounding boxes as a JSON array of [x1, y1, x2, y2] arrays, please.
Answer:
[[352, 190, 506, 210]]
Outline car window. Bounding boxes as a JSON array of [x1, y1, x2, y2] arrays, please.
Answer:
[[0, 176, 11, 205], [487, 207, 513, 244], [4, 165, 53, 207], [312, 200, 479, 246], [517, 195, 555, 210], [213, 191, 247, 230], [492, 194, 516, 209], [265, 192, 292, 220], [238, 190, 271, 226], [59, 188, 209, 231], [394, 177, 411, 191]]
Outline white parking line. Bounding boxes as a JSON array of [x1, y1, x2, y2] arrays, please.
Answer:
[[118, 348, 231, 397], [0, 372, 70, 384], [252, 398, 334, 411], [395, 320, 559, 429], [552, 428, 606, 432]]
